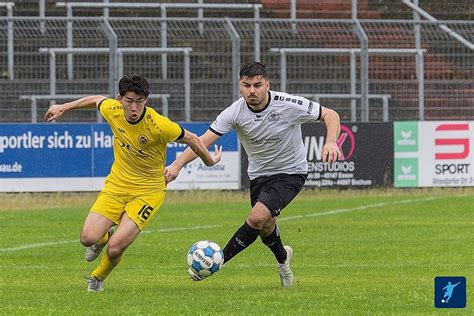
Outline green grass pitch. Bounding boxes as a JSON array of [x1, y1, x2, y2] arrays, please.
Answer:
[[0, 188, 473, 314]]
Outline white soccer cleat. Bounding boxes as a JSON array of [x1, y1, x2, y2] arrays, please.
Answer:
[[85, 244, 103, 262], [85, 226, 116, 262], [278, 245, 294, 287], [86, 276, 104, 292], [187, 267, 206, 281]]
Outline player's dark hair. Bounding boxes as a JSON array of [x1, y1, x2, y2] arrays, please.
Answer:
[[118, 74, 150, 98], [239, 61, 267, 79]]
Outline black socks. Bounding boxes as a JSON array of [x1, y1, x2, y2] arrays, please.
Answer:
[[222, 221, 260, 264], [261, 225, 287, 264], [222, 222, 288, 264]]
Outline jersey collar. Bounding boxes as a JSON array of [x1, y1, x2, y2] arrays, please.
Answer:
[[246, 91, 271, 113]]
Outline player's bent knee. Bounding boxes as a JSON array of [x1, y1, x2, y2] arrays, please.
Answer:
[[106, 244, 125, 259], [80, 233, 98, 247], [262, 218, 276, 231], [260, 223, 275, 237], [246, 215, 266, 230]]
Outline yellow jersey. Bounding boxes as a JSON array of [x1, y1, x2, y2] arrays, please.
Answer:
[[99, 98, 183, 194]]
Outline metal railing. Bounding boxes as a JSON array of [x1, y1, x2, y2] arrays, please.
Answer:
[[224, 17, 240, 101], [20, 93, 170, 123], [55, 2, 262, 80], [271, 47, 426, 121], [301, 93, 391, 122], [353, 20, 369, 121], [0, 2, 14, 79], [116, 47, 192, 121], [1, 17, 473, 122], [402, 0, 474, 50], [38, 46, 192, 121]]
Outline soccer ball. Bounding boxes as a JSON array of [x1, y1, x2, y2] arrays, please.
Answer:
[[187, 240, 224, 278]]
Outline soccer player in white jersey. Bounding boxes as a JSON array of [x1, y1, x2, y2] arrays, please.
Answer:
[[165, 61, 341, 287]]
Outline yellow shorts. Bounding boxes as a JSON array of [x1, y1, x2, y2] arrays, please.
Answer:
[[90, 190, 165, 230]]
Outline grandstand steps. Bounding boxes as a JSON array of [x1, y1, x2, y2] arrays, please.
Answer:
[[424, 108, 474, 120], [287, 54, 470, 82], [369, 53, 470, 80], [407, 1, 473, 20], [424, 55, 471, 80], [302, 25, 358, 47], [6, 0, 64, 17], [396, 94, 474, 104], [369, 0, 473, 20], [261, 0, 381, 19], [386, 85, 474, 120], [264, 8, 381, 20], [0, 79, 50, 94], [2, 1, 473, 122], [364, 23, 415, 45], [6, 0, 473, 20], [10, 0, 267, 19], [302, 26, 418, 50]]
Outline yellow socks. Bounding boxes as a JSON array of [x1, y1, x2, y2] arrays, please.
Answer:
[[96, 231, 110, 247], [91, 253, 123, 281]]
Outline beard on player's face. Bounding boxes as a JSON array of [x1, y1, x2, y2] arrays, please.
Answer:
[[240, 76, 269, 107]]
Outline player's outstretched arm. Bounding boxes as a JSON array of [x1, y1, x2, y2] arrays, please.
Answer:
[[165, 130, 221, 184], [177, 129, 222, 166], [320, 106, 341, 163], [44, 95, 106, 122]]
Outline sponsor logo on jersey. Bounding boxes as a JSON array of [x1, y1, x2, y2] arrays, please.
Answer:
[[254, 114, 264, 122], [138, 134, 148, 145], [116, 137, 151, 158], [267, 110, 280, 122]]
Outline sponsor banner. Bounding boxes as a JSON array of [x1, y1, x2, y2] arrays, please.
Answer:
[[394, 121, 474, 187], [0, 123, 239, 192], [166, 151, 240, 190], [394, 121, 418, 153], [166, 123, 240, 190], [1, 177, 107, 192], [302, 123, 393, 188], [0, 124, 113, 178], [394, 158, 418, 187], [241, 123, 393, 188]]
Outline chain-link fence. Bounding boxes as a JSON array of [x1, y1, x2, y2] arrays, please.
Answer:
[[362, 20, 473, 120], [0, 16, 473, 122]]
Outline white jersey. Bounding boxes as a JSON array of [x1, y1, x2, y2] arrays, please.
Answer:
[[210, 91, 322, 180]]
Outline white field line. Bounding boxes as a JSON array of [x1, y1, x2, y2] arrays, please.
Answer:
[[0, 195, 467, 253], [279, 196, 440, 221], [0, 239, 78, 252], [0, 224, 222, 252]]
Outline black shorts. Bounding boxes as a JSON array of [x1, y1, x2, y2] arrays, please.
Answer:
[[250, 173, 307, 217]]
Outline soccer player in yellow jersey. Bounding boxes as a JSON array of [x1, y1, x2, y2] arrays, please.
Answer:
[[45, 74, 222, 292]]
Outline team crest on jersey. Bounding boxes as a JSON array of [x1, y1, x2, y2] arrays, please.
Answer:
[[267, 110, 280, 122], [138, 134, 148, 144]]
